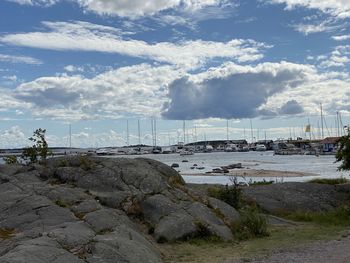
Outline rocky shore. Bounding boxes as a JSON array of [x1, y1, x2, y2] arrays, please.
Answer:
[[0, 156, 349, 263], [0, 156, 240, 263]]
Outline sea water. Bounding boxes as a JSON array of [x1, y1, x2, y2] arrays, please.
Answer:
[[124, 151, 349, 184], [1, 151, 348, 185]]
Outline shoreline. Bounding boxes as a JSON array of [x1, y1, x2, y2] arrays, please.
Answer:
[[182, 168, 318, 178]]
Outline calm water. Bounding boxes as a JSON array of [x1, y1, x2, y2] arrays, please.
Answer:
[[126, 151, 349, 184], [1, 151, 348, 185]]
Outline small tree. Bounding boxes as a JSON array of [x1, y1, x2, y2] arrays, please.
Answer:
[[22, 128, 50, 164], [335, 134, 350, 171]]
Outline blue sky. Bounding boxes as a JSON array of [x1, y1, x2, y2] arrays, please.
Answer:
[[0, 0, 350, 148]]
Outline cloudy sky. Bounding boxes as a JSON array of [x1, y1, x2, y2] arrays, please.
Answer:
[[0, 0, 350, 148]]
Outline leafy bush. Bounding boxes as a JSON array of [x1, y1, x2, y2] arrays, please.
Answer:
[[22, 128, 51, 164], [232, 208, 269, 240], [308, 177, 348, 185], [336, 134, 350, 171], [208, 184, 242, 209], [3, 155, 19, 165]]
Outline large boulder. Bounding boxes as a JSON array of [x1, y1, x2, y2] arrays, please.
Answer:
[[0, 156, 242, 263], [242, 182, 350, 214]]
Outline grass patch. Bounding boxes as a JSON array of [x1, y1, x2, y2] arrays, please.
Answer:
[[308, 177, 348, 185], [284, 205, 350, 226], [249, 180, 274, 186], [79, 156, 96, 171], [55, 200, 70, 208], [232, 208, 269, 240], [160, 224, 349, 263], [0, 228, 16, 239], [168, 175, 185, 187], [207, 185, 242, 209]]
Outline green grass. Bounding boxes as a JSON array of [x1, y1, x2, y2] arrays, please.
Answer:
[[231, 208, 269, 240], [160, 224, 349, 263], [207, 185, 242, 209], [284, 205, 350, 226], [308, 177, 348, 185]]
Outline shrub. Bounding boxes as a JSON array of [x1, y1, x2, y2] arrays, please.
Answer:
[[22, 128, 51, 164], [208, 184, 242, 209], [232, 208, 269, 240], [335, 134, 350, 171], [3, 155, 19, 165], [79, 155, 95, 171]]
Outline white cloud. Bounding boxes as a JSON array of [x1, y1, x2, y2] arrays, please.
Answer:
[[292, 22, 339, 35], [64, 65, 84, 73], [318, 45, 350, 68], [0, 21, 268, 69], [76, 0, 231, 18], [332, 34, 350, 41], [2, 75, 18, 82], [267, 0, 350, 19], [7, 0, 232, 18], [0, 126, 28, 148], [0, 53, 42, 64], [6, 0, 58, 6], [12, 64, 182, 121]]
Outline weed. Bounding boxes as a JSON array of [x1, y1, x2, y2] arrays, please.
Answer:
[[308, 177, 348, 185], [3, 156, 19, 165], [55, 200, 70, 208], [232, 208, 269, 240], [79, 156, 95, 171], [208, 185, 242, 209], [0, 228, 16, 239], [285, 205, 350, 226]]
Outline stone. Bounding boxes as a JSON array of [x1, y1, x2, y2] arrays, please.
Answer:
[[87, 225, 162, 263], [48, 222, 95, 249], [0, 237, 84, 263], [154, 212, 197, 242]]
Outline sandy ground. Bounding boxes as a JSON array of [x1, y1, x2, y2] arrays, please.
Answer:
[[183, 169, 318, 178]]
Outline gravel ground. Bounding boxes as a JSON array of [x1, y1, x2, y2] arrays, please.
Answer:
[[224, 235, 350, 263]]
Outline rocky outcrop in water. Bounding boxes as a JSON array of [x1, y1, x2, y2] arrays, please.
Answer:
[[0, 156, 240, 263]]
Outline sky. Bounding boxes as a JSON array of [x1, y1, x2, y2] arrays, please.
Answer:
[[0, 0, 350, 148]]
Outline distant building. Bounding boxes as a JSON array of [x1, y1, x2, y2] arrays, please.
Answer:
[[321, 137, 341, 152]]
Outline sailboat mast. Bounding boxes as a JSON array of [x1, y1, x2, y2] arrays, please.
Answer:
[[69, 124, 72, 148], [138, 119, 141, 145], [154, 118, 157, 147], [151, 118, 154, 147], [226, 119, 229, 140], [183, 120, 186, 145], [320, 103, 324, 139], [126, 120, 129, 146], [250, 119, 254, 143]]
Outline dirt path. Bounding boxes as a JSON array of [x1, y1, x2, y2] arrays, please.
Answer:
[[225, 235, 350, 263]]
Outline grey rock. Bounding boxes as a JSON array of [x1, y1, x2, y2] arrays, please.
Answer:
[[0, 237, 84, 263], [71, 200, 101, 215], [84, 208, 134, 233], [242, 182, 349, 213], [87, 225, 162, 263], [207, 197, 240, 224], [154, 212, 197, 242], [141, 194, 182, 225], [0, 173, 10, 183], [186, 202, 233, 241], [48, 222, 95, 249]]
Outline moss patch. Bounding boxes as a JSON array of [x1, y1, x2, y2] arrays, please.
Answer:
[[0, 228, 16, 239]]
